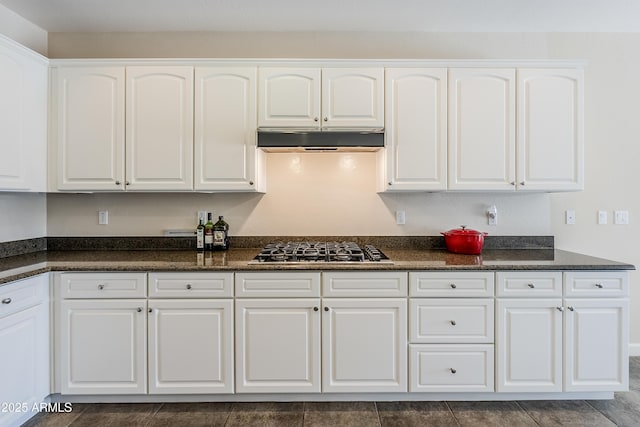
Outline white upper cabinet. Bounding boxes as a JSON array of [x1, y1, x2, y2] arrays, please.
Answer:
[[258, 68, 321, 128], [126, 66, 194, 191], [258, 67, 383, 129], [448, 68, 516, 191], [382, 68, 447, 191], [195, 67, 263, 192], [0, 36, 47, 192], [55, 67, 126, 191], [517, 68, 584, 191], [321, 68, 384, 128]]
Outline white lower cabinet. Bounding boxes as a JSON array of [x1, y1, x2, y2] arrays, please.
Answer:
[[408, 272, 495, 393], [0, 274, 49, 427], [496, 271, 629, 393], [410, 344, 494, 392], [59, 299, 147, 394], [56, 272, 148, 395], [322, 298, 407, 392], [235, 298, 321, 393], [148, 299, 233, 394]]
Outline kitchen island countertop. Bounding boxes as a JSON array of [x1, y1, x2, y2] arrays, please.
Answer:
[[0, 247, 634, 285]]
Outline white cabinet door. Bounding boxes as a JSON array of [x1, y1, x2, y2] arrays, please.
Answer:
[[382, 68, 447, 191], [195, 67, 262, 191], [0, 37, 47, 192], [496, 298, 563, 392], [59, 299, 147, 394], [321, 68, 384, 128], [564, 298, 629, 392], [55, 67, 125, 191], [235, 298, 321, 393], [322, 298, 407, 392], [258, 68, 321, 128], [517, 69, 584, 191], [448, 68, 516, 191], [126, 66, 193, 191], [148, 299, 233, 394], [0, 275, 49, 427]]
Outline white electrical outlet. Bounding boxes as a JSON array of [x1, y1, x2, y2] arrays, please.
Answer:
[[487, 205, 498, 226], [396, 210, 406, 225], [614, 210, 629, 225], [565, 210, 576, 225], [98, 210, 108, 225], [597, 210, 608, 225]]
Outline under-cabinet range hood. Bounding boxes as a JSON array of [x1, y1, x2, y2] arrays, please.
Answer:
[[257, 129, 385, 152]]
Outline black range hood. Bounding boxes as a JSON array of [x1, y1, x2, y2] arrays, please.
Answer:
[[257, 129, 384, 152]]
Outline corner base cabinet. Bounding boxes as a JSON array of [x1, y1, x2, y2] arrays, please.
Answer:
[[0, 274, 49, 427]]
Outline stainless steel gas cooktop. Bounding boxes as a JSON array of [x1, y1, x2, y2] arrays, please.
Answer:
[[249, 241, 392, 264]]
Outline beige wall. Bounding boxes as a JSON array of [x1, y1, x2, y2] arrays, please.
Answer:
[[45, 31, 639, 350]]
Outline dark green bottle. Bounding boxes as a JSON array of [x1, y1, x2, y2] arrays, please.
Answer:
[[212, 216, 229, 251]]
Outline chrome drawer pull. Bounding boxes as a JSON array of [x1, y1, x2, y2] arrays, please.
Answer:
[[450, 320, 456, 326], [137, 307, 142, 313], [528, 283, 535, 288], [186, 284, 192, 290], [595, 283, 604, 289], [98, 284, 105, 290], [450, 368, 457, 374], [450, 283, 457, 289], [1, 298, 11, 304]]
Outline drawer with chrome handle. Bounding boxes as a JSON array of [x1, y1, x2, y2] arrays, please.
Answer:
[[409, 298, 494, 343], [496, 271, 562, 297], [0, 275, 48, 319], [410, 272, 494, 297], [564, 271, 629, 297], [58, 272, 147, 298], [148, 272, 233, 298]]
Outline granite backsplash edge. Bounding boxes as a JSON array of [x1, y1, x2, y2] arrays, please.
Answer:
[[1, 236, 554, 258]]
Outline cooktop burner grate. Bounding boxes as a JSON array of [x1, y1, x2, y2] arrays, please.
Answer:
[[251, 241, 391, 264]]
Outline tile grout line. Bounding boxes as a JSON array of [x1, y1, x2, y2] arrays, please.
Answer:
[[515, 401, 542, 427], [374, 401, 382, 427], [444, 401, 463, 427], [584, 399, 619, 426]]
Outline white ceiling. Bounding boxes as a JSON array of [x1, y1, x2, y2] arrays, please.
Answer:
[[1, 0, 640, 33]]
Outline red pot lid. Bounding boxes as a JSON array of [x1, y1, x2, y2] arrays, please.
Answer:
[[441, 225, 488, 236]]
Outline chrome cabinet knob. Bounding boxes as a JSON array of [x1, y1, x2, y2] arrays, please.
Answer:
[[148, 308, 153, 313], [450, 368, 457, 374], [137, 307, 142, 313], [314, 117, 319, 122], [520, 181, 525, 186], [313, 307, 319, 312], [510, 181, 516, 186], [98, 284, 105, 290], [249, 181, 254, 185], [324, 117, 328, 122], [115, 181, 121, 185], [186, 284, 192, 290], [595, 283, 604, 288], [1, 298, 11, 304], [557, 306, 564, 312], [450, 320, 456, 326], [528, 283, 535, 288], [568, 306, 575, 312], [324, 307, 329, 312], [450, 283, 457, 289]]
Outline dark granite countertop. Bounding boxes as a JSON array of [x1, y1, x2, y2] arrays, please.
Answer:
[[0, 247, 634, 285]]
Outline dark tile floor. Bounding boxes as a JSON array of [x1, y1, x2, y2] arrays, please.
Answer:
[[23, 357, 640, 427]]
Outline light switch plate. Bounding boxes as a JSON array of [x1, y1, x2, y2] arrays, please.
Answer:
[[597, 210, 608, 225], [565, 210, 576, 225], [98, 210, 108, 225], [614, 210, 629, 225], [396, 210, 406, 225]]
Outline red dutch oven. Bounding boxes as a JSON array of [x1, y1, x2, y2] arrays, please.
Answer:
[[441, 226, 488, 255]]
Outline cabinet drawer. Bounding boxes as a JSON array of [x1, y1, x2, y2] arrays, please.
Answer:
[[410, 272, 494, 297], [0, 274, 48, 319], [409, 344, 494, 392], [58, 272, 147, 298], [496, 271, 562, 297], [235, 272, 320, 297], [410, 299, 494, 343], [148, 272, 233, 298], [564, 271, 629, 297], [322, 271, 407, 297]]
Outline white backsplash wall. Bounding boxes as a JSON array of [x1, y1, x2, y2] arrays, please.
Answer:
[[47, 152, 550, 237], [0, 193, 47, 242]]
